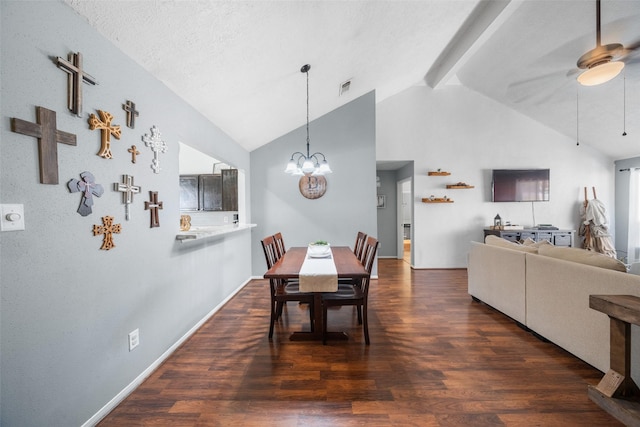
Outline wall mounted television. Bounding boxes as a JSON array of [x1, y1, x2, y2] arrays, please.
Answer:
[[492, 169, 550, 202]]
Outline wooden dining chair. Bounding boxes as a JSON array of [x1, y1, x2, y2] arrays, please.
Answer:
[[261, 235, 314, 339], [353, 231, 367, 261], [322, 236, 379, 345], [273, 232, 287, 259]]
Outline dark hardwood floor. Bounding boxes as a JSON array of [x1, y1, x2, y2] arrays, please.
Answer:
[[98, 259, 621, 426]]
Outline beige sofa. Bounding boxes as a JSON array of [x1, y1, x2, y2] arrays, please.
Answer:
[[468, 239, 640, 383]]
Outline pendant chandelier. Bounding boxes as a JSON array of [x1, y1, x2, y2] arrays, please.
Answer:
[[284, 64, 332, 176]]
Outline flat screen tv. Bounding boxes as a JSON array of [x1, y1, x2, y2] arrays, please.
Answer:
[[492, 169, 550, 202]]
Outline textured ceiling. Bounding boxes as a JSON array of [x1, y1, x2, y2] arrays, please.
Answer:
[[65, 0, 640, 159]]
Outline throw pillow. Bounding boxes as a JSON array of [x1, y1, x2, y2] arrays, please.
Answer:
[[485, 235, 538, 253], [537, 245, 626, 272]]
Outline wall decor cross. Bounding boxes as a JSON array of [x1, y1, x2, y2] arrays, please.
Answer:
[[127, 145, 140, 163], [93, 216, 121, 250], [10, 106, 77, 184], [141, 126, 167, 174], [144, 191, 163, 228], [67, 171, 104, 216], [122, 100, 139, 129], [56, 51, 98, 117], [114, 174, 141, 220], [89, 110, 121, 159]]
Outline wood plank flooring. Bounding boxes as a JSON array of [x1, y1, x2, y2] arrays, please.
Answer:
[[98, 259, 621, 426]]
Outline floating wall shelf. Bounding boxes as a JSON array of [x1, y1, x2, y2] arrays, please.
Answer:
[[422, 198, 454, 203], [427, 171, 450, 176], [446, 184, 474, 189]]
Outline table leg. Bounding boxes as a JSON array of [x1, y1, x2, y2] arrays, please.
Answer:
[[289, 293, 348, 341]]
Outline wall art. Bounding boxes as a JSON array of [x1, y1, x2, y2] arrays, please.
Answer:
[[55, 51, 97, 117], [122, 100, 139, 129], [114, 175, 141, 220], [10, 106, 77, 184], [93, 216, 121, 250], [67, 171, 104, 216], [144, 191, 163, 228], [141, 126, 167, 174], [128, 145, 140, 163], [89, 110, 121, 159]]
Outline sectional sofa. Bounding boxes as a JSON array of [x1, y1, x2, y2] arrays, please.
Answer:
[[468, 236, 640, 383]]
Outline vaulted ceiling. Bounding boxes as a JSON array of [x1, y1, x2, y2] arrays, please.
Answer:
[[66, 0, 640, 160]]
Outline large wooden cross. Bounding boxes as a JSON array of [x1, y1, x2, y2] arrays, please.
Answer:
[[89, 110, 121, 159], [114, 175, 141, 220], [122, 100, 139, 129], [93, 216, 121, 250], [10, 106, 77, 184], [144, 191, 164, 228], [56, 51, 98, 117], [142, 126, 167, 174], [67, 171, 104, 216]]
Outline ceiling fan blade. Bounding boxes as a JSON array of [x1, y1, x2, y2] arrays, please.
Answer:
[[506, 70, 572, 104]]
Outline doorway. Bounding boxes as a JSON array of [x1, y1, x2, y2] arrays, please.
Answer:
[[397, 178, 412, 264]]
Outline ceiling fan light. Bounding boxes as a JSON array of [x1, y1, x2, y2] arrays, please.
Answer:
[[577, 61, 625, 86]]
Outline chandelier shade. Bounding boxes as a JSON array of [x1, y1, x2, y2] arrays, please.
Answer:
[[284, 64, 332, 176]]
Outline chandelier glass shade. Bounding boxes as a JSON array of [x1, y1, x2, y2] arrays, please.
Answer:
[[284, 64, 332, 176]]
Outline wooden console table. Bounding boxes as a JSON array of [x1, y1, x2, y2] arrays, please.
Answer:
[[589, 294, 640, 426]]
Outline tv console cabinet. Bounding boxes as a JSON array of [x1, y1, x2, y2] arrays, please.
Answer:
[[483, 228, 575, 247]]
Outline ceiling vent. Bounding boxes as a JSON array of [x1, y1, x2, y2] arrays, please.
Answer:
[[339, 79, 352, 96]]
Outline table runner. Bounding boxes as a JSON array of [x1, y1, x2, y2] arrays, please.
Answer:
[[299, 248, 338, 292]]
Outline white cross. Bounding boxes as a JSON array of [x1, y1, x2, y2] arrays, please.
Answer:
[[114, 174, 141, 220], [141, 126, 167, 174]]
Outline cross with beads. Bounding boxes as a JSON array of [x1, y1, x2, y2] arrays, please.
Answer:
[[128, 145, 140, 163], [144, 191, 163, 228], [93, 216, 121, 250], [142, 126, 167, 174], [89, 110, 121, 159], [114, 175, 141, 221], [10, 106, 77, 184], [122, 100, 139, 129], [56, 51, 98, 117]]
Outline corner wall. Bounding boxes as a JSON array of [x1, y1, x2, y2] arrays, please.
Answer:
[[1, 2, 252, 425], [377, 85, 614, 268]]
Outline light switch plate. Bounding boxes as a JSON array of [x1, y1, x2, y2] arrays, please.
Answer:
[[1, 204, 25, 231]]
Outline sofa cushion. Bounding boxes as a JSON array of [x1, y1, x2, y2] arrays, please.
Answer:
[[521, 238, 553, 249], [537, 244, 626, 272], [485, 235, 538, 253]]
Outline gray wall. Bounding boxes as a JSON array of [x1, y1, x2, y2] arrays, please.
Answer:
[[1, 2, 252, 425], [376, 170, 399, 258], [614, 156, 640, 262], [250, 92, 377, 276]]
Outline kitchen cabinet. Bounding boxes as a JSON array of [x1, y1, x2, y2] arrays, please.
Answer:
[[179, 169, 238, 211]]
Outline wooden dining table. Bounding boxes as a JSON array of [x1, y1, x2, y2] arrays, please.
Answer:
[[264, 246, 369, 341]]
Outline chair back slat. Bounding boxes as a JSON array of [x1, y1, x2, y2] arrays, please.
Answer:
[[354, 231, 367, 261], [358, 236, 379, 295], [261, 235, 279, 269], [273, 232, 286, 259]]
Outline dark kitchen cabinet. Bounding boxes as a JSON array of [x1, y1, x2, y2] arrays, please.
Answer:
[[180, 169, 238, 212]]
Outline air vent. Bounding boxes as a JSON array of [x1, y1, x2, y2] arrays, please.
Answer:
[[339, 79, 352, 96]]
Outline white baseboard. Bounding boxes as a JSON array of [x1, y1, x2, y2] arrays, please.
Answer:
[[82, 277, 253, 427]]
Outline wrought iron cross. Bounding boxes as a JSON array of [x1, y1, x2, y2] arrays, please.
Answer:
[[122, 100, 139, 129], [142, 126, 167, 174], [114, 175, 141, 221], [56, 51, 98, 117], [144, 191, 163, 228], [89, 110, 121, 159], [10, 106, 77, 184], [93, 216, 121, 250], [67, 171, 104, 216]]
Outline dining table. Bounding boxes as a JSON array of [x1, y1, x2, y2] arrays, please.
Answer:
[[263, 246, 369, 341]]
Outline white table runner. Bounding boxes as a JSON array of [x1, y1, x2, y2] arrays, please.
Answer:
[[299, 248, 338, 292]]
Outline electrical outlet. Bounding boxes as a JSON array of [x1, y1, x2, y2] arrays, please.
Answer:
[[128, 329, 139, 351]]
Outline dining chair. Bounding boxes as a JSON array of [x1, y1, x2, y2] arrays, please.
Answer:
[[322, 236, 379, 345], [273, 232, 287, 259], [261, 235, 314, 339], [353, 231, 367, 261]]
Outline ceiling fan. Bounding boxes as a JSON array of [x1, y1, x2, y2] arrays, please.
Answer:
[[575, 0, 638, 86]]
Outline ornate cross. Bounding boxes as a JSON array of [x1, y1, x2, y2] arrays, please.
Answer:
[[114, 175, 141, 221], [56, 51, 98, 117], [67, 171, 104, 216], [122, 100, 139, 129], [144, 191, 164, 228], [142, 126, 167, 174], [93, 216, 121, 250], [127, 145, 140, 163], [89, 110, 121, 159], [10, 106, 77, 184]]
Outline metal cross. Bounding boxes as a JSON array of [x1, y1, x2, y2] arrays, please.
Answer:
[[128, 145, 140, 163], [93, 216, 121, 251], [141, 126, 167, 174], [114, 175, 141, 221], [56, 52, 98, 117], [89, 110, 121, 159], [144, 191, 164, 228], [122, 100, 139, 129], [10, 106, 77, 184], [67, 171, 104, 216]]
